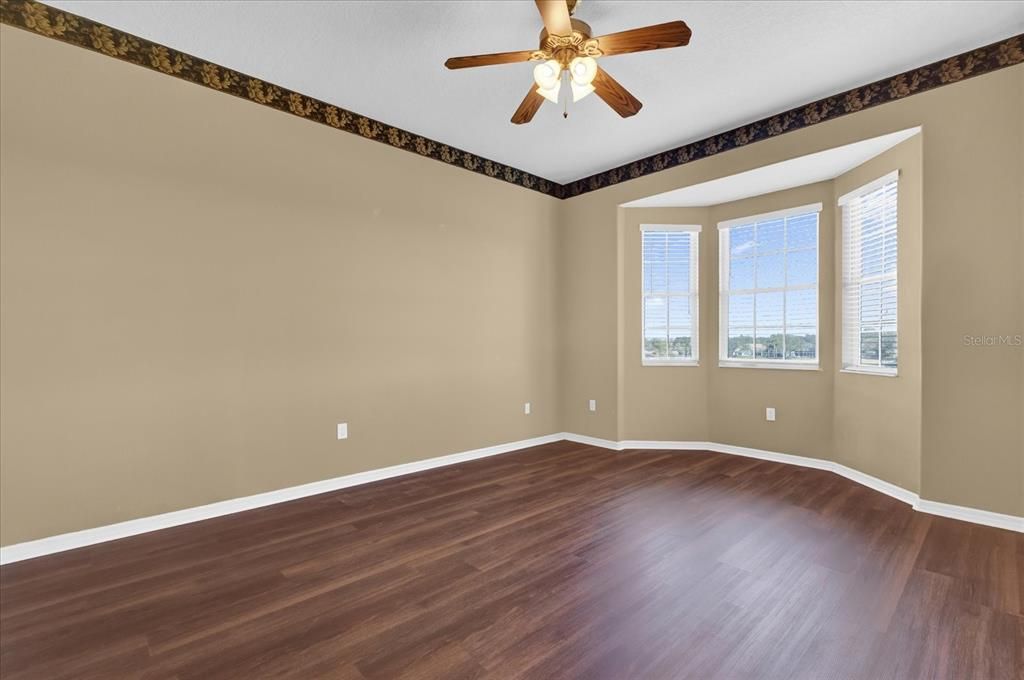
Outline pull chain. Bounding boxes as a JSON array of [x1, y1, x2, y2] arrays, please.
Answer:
[[563, 70, 569, 119]]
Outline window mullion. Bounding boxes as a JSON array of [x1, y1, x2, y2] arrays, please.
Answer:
[[719, 209, 819, 365]]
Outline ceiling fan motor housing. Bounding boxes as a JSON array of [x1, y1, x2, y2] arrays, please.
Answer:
[[539, 19, 599, 67], [444, 1, 691, 123]]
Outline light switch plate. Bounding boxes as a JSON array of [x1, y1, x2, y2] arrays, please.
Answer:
[[337, 423, 349, 439], [766, 408, 776, 422], [589, 400, 597, 412], [524, 402, 531, 415]]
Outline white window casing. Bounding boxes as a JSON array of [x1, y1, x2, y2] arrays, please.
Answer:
[[641, 225, 701, 366], [718, 203, 822, 369], [839, 171, 899, 376]]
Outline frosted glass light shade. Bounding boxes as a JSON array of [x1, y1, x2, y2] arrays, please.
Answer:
[[569, 56, 598, 85], [537, 80, 562, 103], [570, 80, 595, 102], [533, 59, 562, 90]]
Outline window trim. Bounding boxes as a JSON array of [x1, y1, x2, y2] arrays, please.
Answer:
[[837, 170, 899, 206], [717, 203, 822, 368], [640, 224, 701, 367], [720, 360, 821, 371], [839, 170, 900, 377], [717, 202, 824, 230], [839, 366, 899, 377]]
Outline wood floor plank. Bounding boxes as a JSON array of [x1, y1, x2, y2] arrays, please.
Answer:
[[1, 442, 1020, 679]]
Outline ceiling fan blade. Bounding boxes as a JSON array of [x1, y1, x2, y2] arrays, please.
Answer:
[[593, 21, 692, 57], [445, 50, 537, 69], [535, 0, 573, 37], [511, 88, 546, 125], [593, 67, 642, 118]]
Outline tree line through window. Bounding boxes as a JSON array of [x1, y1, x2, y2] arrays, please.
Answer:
[[641, 176, 898, 374], [719, 205, 821, 366], [641, 227, 699, 364], [840, 171, 899, 373]]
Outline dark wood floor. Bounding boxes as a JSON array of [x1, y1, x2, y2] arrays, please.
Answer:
[[1, 441, 1021, 679]]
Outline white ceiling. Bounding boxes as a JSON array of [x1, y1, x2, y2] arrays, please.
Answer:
[[623, 127, 921, 208], [46, 1, 1024, 184]]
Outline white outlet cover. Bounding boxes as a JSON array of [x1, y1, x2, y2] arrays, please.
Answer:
[[337, 423, 348, 439], [589, 400, 597, 412], [524, 402, 531, 415], [766, 408, 776, 422]]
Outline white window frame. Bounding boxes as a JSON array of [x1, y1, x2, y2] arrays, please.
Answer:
[[718, 203, 822, 370], [641, 224, 701, 367], [838, 170, 899, 377]]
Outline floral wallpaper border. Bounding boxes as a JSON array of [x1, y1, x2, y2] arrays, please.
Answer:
[[2, 0, 1022, 201], [0, 0, 563, 197], [562, 32, 1023, 198]]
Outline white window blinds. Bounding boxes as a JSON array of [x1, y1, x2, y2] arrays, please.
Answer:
[[839, 171, 899, 374], [718, 204, 821, 367], [641, 225, 700, 365]]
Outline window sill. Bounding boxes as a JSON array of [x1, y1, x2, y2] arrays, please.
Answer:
[[642, 360, 700, 367], [840, 367, 898, 378], [718, 361, 820, 371]]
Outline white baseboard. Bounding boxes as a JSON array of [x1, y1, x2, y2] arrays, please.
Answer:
[[913, 498, 1023, 533], [691, 441, 837, 473], [562, 432, 622, 450], [834, 461, 919, 506], [0, 432, 564, 565], [621, 440, 716, 452], [3, 431, 1019, 565], [607, 437, 1020, 532]]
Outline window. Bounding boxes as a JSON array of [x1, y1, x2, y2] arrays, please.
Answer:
[[839, 171, 899, 375], [641, 225, 700, 365], [718, 203, 821, 368]]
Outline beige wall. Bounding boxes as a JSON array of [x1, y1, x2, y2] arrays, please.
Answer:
[[917, 73, 1023, 516], [707, 183, 836, 459], [618, 207, 710, 442], [832, 137, 923, 493], [560, 65, 1023, 516], [0, 28, 561, 545], [617, 146, 924, 480], [1, 26, 1021, 546], [617, 183, 837, 458], [557, 195, 620, 440]]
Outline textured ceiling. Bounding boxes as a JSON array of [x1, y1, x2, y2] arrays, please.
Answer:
[[44, 1, 1024, 183]]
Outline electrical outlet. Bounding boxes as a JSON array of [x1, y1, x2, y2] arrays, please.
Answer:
[[766, 408, 776, 422], [524, 402, 531, 415], [337, 423, 349, 439], [589, 399, 597, 412]]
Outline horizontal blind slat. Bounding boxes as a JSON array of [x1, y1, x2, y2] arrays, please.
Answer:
[[643, 230, 699, 362], [841, 177, 899, 371]]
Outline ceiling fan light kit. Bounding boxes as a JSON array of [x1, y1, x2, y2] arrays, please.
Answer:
[[570, 79, 595, 103], [533, 59, 562, 102], [445, 0, 692, 124], [570, 56, 598, 85]]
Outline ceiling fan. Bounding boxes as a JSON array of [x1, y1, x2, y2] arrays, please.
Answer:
[[444, 0, 691, 124]]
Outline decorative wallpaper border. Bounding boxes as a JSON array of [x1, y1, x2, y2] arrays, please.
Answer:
[[0, 0, 563, 198], [562, 32, 1024, 198], [1, 0, 1022, 201]]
